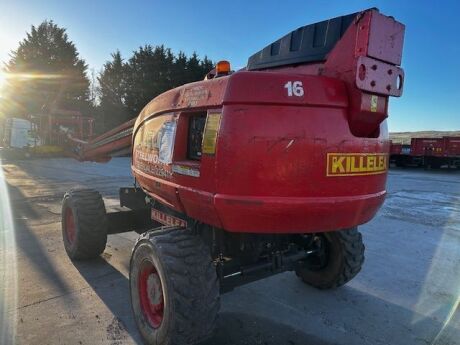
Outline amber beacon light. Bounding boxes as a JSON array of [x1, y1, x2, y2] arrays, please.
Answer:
[[216, 60, 231, 75]]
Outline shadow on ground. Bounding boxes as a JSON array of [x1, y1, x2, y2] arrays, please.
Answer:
[[74, 251, 458, 345], [73, 257, 330, 345], [203, 312, 334, 345], [7, 181, 72, 300]]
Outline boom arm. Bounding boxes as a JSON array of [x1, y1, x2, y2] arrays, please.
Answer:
[[68, 118, 135, 162]]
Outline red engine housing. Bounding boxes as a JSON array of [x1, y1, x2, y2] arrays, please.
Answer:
[[131, 8, 405, 234]]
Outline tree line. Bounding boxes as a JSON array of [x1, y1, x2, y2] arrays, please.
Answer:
[[0, 20, 214, 133]]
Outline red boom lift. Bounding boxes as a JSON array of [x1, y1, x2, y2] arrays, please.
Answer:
[[61, 9, 405, 345]]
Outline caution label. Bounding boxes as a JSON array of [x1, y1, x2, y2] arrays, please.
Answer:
[[327, 153, 388, 176], [202, 113, 222, 155], [370, 95, 378, 112]]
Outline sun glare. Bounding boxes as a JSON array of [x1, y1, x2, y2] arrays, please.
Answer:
[[0, 71, 6, 89]]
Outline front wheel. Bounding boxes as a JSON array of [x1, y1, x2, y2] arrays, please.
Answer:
[[130, 227, 220, 345], [295, 227, 365, 289]]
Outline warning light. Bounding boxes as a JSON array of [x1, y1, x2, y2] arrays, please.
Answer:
[[216, 60, 231, 75]]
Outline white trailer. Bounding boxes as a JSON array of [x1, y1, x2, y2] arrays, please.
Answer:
[[2, 117, 39, 149]]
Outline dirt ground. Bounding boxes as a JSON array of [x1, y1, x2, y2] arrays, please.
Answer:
[[1, 157, 459, 345]]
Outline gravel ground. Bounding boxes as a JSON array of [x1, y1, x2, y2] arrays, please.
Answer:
[[0, 157, 459, 345]]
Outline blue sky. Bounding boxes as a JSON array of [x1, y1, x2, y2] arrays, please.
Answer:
[[0, 0, 459, 132]]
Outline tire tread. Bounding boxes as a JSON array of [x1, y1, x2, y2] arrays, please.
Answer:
[[62, 188, 107, 260], [296, 227, 365, 289], [132, 228, 219, 345]]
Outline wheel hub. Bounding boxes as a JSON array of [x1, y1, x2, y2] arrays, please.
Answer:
[[139, 262, 164, 329], [304, 235, 329, 270]]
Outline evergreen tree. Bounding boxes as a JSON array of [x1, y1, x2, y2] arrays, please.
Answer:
[[98, 45, 215, 129], [172, 51, 188, 87], [124, 46, 216, 117], [97, 51, 130, 131], [2, 20, 90, 117], [200, 56, 214, 77], [124, 45, 175, 116], [186, 52, 202, 82]]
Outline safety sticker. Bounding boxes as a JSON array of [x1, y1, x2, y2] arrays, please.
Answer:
[[370, 95, 378, 112], [157, 121, 177, 164], [202, 113, 222, 155], [172, 164, 200, 177], [182, 86, 209, 107]]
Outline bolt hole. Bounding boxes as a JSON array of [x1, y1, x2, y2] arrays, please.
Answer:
[[370, 80, 376, 87], [388, 69, 393, 75], [386, 85, 392, 91], [397, 75, 403, 90], [371, 65, 377, 71], [358, 64, 366, 81]]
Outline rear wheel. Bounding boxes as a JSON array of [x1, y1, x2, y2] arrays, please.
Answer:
[[295, 227, 364, 289], [130, 227, 220, 345], [61, 189, 108, 260]]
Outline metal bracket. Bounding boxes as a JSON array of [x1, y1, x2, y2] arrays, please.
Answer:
[[355, 56, 404, 97]]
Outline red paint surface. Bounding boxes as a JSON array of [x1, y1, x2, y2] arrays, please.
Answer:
[[128, 8, 405, 233], [321, 10, 405, 137], [66, 9, 407, 233]]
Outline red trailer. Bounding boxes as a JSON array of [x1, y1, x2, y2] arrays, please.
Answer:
[[411, 137, 444, 157], [445, 137, 460, 157], [61, 9, 406, 345], [390, 137, 460, 168]]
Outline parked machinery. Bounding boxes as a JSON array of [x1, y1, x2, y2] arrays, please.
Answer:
[[390, 137, 460, 168], [61, 8, 405, 345]]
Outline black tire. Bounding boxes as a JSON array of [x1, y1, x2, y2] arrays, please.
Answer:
[[295, 227, 364, 289], [130, 227, 220, 345], [61, 189, 108, 260]]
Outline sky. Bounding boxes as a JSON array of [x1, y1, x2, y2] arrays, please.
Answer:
[[0, 0, 459, 132]]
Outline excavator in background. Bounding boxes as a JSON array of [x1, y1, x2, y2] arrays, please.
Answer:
[[60, 8, 405, 345]]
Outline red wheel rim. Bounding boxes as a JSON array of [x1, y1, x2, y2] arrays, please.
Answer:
[[65, 207, 76, 245], [138, 261, 164, 329]]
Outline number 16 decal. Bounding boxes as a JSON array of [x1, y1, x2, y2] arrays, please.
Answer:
[[284, 81, 304, 97]]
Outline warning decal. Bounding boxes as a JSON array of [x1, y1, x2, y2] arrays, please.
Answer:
[[370, 95, 378, 112]]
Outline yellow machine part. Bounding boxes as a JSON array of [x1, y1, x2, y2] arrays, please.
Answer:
[[31, 145, 64, 154]]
